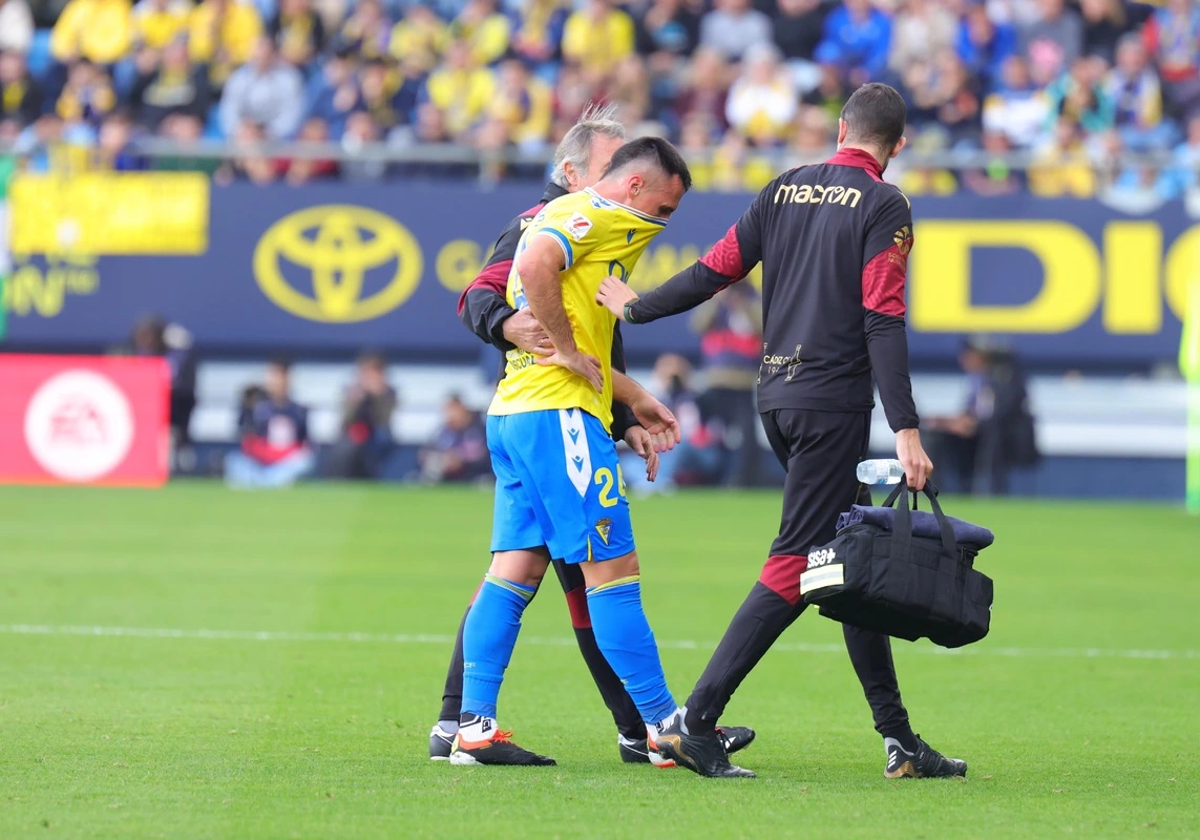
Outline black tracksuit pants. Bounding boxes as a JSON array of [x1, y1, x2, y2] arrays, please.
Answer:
[[684, 408, 911, 740]]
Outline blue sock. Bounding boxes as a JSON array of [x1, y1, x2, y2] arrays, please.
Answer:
[[585, 576, 676, 725], [461, 574, 536, 720]]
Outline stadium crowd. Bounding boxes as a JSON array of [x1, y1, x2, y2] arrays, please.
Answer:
[[1, 0, 1198, 193]]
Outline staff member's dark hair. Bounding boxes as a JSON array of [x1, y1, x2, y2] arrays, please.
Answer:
[[840, 83, 907, 152]]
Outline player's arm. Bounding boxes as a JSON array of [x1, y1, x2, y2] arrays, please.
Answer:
[[609, 322, 640, 441], [613, 369, 681, 450], [597, 186, 768, 323], [515, 233, 604, 392], [861, 190, 930, 490]]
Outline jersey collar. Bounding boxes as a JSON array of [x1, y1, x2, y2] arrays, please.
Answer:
[[583, 187, 668, 226], [825, 147, 885, 179]]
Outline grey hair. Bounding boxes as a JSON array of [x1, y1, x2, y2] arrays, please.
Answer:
[[550, 102, 626, 189]]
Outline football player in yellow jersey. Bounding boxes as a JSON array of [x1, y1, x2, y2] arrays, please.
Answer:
[[450, 138, 753, 777]]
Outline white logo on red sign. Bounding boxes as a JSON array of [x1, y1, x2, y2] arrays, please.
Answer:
[[565, 213, 593, 242], [24, 370, 135, 482]]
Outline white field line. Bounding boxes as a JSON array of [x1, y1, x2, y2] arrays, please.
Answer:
[[0, 623, 1197, 661]]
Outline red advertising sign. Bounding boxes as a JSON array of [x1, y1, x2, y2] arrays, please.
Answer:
[[0, 354, 169, 486]]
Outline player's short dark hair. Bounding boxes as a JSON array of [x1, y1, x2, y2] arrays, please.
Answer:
[[604, 136, 692, 192], [841, 83, 907, 152]]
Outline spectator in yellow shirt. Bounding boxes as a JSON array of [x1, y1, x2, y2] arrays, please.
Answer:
[[423, 39, 494, 140], [450, 0, 511, 67], [131, 0, 190, 50], [56, 60, 117, 125], [898, 165, 959, 196], [268, 0, 325, 68], [189, 0, 263, 87], [52, 0, 134, 65], [562, 0, 634, 77], [725, 44, 796, 145], [340, 0, 391, 60], [1028, 118, 1097, 198], [390, 2, 447, 73], [511, 0, 567, 65], [486, 58, 552, 147]]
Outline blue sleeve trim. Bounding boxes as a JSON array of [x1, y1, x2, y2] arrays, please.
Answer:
[[538, 228, 574, 269]]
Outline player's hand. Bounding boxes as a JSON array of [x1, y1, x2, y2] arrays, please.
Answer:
[[596, 276, 639, 321], [896, 428, 933, 492], [502, 309, 552, 356], [624, 426, 660, 482], [629, 394, 681, 452], [537, 347, 604, 393]]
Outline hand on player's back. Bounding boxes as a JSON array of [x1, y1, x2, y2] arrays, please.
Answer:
[[896, 428, 934, 491], [503, 310, 553, 356], [536, 347, 604, 393], [596, 276, 639, 320]]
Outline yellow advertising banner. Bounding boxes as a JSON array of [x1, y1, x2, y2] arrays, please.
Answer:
[[9, 173, 209, 256]]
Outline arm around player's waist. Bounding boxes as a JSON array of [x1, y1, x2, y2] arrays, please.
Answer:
[[459, 274, 518, 351], [456, 214, 528, 350]]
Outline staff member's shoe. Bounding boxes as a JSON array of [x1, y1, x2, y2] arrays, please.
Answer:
[[651, 723, 756, 778], [717, 725, 756, 755], [622, 725, 756, 766], [429, 723, 456, 761], [884, 735, 967, 778]]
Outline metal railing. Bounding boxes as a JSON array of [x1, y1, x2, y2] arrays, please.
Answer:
[[2, 138, 1195, 188]]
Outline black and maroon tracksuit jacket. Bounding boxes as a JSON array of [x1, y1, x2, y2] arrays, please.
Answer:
[[626, 148, 919, 432]]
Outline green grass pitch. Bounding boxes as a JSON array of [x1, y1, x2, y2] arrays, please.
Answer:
[[1, 483, 1197, 839]]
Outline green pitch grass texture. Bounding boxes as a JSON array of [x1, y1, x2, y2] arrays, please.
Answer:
[[1, 484, 1197, 839]]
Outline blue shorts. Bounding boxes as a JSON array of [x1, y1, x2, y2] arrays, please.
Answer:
[[487, 408, 634, 564]]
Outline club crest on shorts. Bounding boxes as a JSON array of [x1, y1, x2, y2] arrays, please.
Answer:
[[595, 518, 613, 545]]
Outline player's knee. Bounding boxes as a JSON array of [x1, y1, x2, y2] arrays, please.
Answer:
[[581, 551, 641, 588], [488, 548, 551, 588]]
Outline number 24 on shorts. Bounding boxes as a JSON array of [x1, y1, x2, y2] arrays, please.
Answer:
[[595, 466, 626, 507]]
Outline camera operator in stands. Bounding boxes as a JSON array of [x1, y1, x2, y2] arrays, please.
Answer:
[[418, 393, 491, 484], [323, 351, 398, 480], [224, 358, 315, 489], [925, 338, 1039, 495]]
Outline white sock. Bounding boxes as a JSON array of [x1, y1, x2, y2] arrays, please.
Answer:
[[459, 716, 496, 743], [437, 719, 459, 735], [651, 709, 682, 740], [678, 706, 692, 735]]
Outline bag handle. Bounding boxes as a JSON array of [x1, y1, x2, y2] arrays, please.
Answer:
[[882, 478, 939, 508], [886, 479, 958, 561]]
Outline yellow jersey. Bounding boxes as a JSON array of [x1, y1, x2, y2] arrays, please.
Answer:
[[489, 188, 669, 430]]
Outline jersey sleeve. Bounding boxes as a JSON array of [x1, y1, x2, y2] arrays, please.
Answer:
[[862, 190, 912, 318], [532, 200, 610, 270], [862, 189, 919, 432], [626, 184, 768, 323]]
